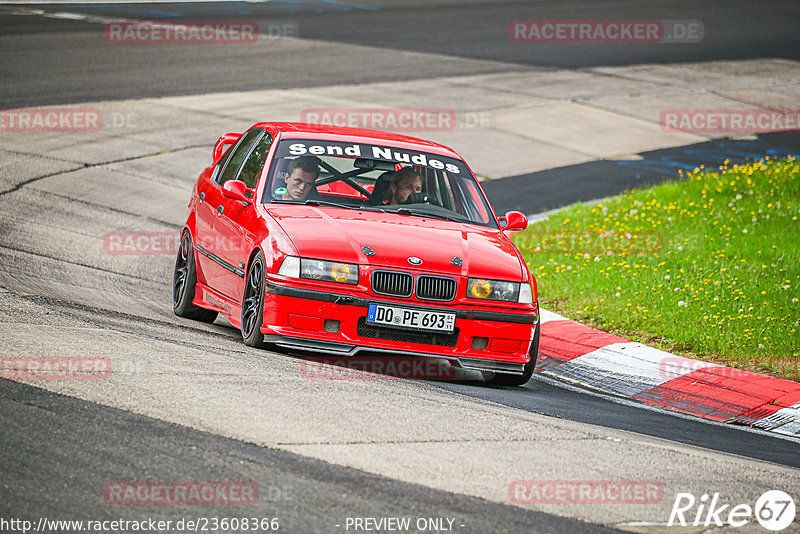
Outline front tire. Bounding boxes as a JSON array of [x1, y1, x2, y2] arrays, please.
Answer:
[[241, 251, 266, 347], [483, 318, 540, 387], [173, 232, 218, 323]]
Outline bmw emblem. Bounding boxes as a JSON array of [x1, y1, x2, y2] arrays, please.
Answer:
[[408, 257, 422, 265]]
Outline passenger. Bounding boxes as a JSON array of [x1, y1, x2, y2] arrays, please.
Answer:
[[276, 156, 320, 201]]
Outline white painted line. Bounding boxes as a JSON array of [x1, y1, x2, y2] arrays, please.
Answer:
[[538, 308, 569, 324], [549, 342, 718, 398], [533, 373, 800, 444], [537, 315, 799, 434], [752, 404, 800, 437]]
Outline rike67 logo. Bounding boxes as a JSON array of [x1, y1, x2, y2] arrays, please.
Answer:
[[669, 490, 795, 531]]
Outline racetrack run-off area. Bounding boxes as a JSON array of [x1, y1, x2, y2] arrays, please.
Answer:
[[537, 309, 800, 437]]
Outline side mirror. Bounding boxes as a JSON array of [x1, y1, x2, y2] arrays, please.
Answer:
[[498, 211, 527, 231], [213, 132, 242, 164], [222, 180, 252, 204]]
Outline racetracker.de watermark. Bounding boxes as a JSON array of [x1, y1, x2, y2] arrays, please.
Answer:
[[105, 231, 248, 256], [509, 480, 664, 504], [300, 356, 457, 381], [1, 357, 111, 380], [0, 109, 139, 132], [103, 231, 242, 255], [104, 482, 259, 505], [300, 108, 491, 132], [510, 19, 703, 43], [660, 109, 800, 133], [103, 20, 297, 44], [513, 228, 663, 256], [104, 231, 180, 255], [0, 108, 102, 132], [658, 356, 800, 382]]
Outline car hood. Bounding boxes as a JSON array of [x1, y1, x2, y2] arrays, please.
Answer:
[[266, 206, 523, 280]]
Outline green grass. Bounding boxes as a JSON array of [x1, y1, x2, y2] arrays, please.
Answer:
[[512, 156, 800, 381]]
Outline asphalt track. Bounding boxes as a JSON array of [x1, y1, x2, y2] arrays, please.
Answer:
[[1, 0, 799, 106], [2, 1, 800, 531], [0, 379, 618, 533]]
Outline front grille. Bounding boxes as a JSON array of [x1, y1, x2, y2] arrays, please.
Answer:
[[371, 270, 413, 297], [357, 318, 459, 347], [416, 275, 456, 301]]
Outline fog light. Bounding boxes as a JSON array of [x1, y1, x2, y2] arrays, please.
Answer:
[[331, 263, 355, 284], [324, 319, 340, 333], [468, 279, 492, 299]]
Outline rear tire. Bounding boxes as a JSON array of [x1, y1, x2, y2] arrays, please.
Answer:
[[241, 251, 266, 347], [483, 318, 540, 387], [173, 232, 218, 323]]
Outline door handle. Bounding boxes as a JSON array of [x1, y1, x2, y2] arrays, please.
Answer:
[[217, 205, 224, 215]]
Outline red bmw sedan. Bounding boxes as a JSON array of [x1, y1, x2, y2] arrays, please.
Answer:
[[174, 123, 539, 385]]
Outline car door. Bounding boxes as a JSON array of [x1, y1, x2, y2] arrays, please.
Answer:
[[195, 128, 262, 298], [213, 131, 273, 301]]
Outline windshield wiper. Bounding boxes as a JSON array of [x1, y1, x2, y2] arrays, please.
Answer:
[[302, 200, 359, 209], [395, 207, 463, 222]]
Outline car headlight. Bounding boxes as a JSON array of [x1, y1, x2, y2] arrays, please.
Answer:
[[278, 256, 358, 285], [467, 278, 529, 303]]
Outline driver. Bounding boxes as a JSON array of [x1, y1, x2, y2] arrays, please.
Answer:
[[275, 156, 320, 201], [388, 167, 423, 205]]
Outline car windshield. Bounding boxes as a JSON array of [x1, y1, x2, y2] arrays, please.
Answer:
[[262, 138, 497, 228]]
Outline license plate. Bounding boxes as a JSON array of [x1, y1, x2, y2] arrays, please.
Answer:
[[367, 303, 456, 333]]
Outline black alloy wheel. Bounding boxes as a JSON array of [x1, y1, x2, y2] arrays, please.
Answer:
[[241, 251, 266, 347], [173, 232, 218, 323]]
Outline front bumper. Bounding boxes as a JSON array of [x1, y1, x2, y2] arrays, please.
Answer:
[[261, 282, 538, 374]]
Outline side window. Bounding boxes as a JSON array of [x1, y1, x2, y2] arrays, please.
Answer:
[[216, 129, 262, 186], [461, 178, 491, 224], [436, 170, 457, 211], [238, 133, 273, 188]]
